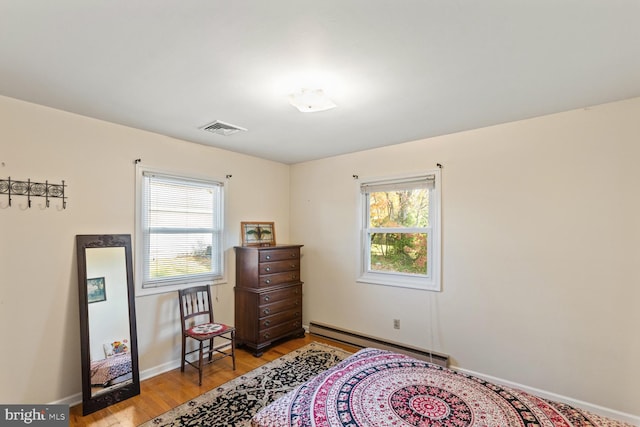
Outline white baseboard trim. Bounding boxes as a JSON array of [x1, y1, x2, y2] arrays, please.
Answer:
[[451, 365, 640, 426], [140, 359, 182, 382], [50, 344, 233, 407], [49, 392, 82, 407], [49, 359, 183, 408]]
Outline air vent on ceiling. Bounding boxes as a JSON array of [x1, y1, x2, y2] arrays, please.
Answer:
[[201, 120, 247, 136]]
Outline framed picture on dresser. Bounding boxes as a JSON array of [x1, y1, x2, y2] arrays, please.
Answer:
[[241, 221, 276, 246]]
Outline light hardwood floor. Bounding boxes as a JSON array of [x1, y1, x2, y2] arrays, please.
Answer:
[[69, 334, 358, 426]]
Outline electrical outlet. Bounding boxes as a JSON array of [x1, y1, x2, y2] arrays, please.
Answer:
[[393, 319, 400, 329]]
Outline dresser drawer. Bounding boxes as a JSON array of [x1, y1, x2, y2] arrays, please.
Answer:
[[259, 319, 303, 343], [258, 286, 301, 305], [258, 296, 301, 317], [259, 248, 300, 262], [258, 271, 301, 288], [259, 259, 299, 275], [258, 307, 301, 331]]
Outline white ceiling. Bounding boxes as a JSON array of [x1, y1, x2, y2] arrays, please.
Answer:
[[1, 1, 639, 164]]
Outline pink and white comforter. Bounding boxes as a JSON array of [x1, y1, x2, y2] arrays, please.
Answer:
[[252, 348, 632, 427]]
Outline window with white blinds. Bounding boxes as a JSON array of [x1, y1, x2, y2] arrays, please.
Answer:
[[138, 170, 224, 289]]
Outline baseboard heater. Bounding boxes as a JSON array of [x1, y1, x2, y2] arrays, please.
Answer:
[[308, 321, 449, 367]]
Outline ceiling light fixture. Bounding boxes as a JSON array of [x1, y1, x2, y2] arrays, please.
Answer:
[[288, 88, 336, 113]]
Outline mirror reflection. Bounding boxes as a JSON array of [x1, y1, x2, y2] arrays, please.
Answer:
[[85, 247, 133, 396], [76, 234, 139, 416]]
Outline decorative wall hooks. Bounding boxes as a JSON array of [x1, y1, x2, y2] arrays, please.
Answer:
[[0, 177, 67, 209]]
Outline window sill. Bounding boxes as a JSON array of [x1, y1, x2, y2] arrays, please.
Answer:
[[357, 272, 440, 292], [135, 278, 227, 297]]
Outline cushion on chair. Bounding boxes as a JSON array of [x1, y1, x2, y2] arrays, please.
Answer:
[[187, 323, 230, 336]]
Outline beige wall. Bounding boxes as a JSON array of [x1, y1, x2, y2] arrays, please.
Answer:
[[0, 95, 291, 404], [290, 98, 640, 417]]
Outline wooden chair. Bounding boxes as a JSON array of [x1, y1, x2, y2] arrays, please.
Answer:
[[178, 285, 236, 385]]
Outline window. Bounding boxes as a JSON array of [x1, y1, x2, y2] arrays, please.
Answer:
[[358, 170, 441, 291], [136, 168, 224, 292]]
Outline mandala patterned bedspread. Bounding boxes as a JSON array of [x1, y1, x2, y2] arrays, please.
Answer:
[[251, 348, 631, 427]]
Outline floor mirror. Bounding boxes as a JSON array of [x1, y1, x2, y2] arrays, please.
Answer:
[[76, 234, 140, 415]]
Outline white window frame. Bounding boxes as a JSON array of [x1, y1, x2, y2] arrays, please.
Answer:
[[135, 165, 226, 296], [357, 170, 441, 291]]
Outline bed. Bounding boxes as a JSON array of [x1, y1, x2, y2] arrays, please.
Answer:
[[251, 347, 632, 427], [90, 352, 132, 386]]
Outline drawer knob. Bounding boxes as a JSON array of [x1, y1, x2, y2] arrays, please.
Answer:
[[291, 274, 297, 279], [265, 266, 271, 272], [295, 312, 300, 317], [290, 264, 296, 268], [290, 253, 296, 258], [264, 333, 271, 339], [263, 308, 271, 315], [265, 279, 271, 284], [264, 295, 270, 302], [264, 320, 271, 327], [265, 255, 271, 260]]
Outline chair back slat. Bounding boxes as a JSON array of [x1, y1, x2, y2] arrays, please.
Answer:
[[178, 285, 214, 331]]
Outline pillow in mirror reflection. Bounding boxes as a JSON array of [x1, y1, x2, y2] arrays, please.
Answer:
[[189, 323, 228, 335], [103, 339, 129, 358]]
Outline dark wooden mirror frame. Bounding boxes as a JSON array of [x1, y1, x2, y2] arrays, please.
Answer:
[[76, 234, 140, 415]]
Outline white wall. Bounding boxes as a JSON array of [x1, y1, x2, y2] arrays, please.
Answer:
[[0, 95, 291, 404], [290, 98, 640, 417]]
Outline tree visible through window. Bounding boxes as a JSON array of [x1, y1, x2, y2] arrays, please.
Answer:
[[359, 172, 441, 290], [369, 188, 429, 274]]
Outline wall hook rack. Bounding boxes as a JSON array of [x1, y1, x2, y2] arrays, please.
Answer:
[[0, 177, 67, 209]]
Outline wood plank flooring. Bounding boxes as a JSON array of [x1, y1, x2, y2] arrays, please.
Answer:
[[69, 334, 358, 426]]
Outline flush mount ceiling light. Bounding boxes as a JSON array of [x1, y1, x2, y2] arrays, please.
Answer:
[[288, 88, 337, 113]]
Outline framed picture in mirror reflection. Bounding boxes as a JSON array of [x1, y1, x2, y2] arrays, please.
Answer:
[[87, 277, 106, 303]]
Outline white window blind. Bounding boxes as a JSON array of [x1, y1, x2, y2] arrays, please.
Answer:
[[360, 174, 435, 194], [140, 171, 223, 288]]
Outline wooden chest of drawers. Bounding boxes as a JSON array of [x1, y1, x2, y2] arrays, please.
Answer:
[[234, 244, 304, 356]]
